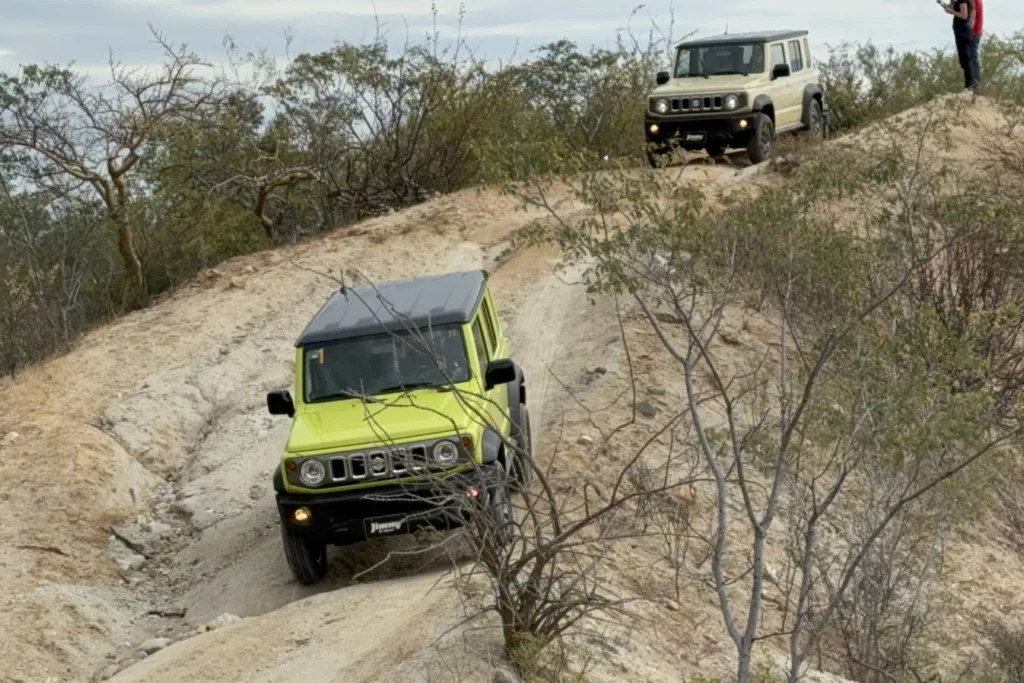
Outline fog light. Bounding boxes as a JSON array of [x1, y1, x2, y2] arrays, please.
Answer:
[[649, 124, 659, 134], [739, 119, 748, 129], [293, 506, 311, 523]]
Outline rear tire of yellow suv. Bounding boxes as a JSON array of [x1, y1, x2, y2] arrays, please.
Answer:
[[281, 524, 328, 585]]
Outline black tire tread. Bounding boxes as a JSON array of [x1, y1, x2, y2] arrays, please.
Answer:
[[509, 405, 533, 491], [748, 113, 775, 165], [281, 525, 328, 585]]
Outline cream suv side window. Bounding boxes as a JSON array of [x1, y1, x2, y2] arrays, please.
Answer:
[[787, 40, 803, 72], [770, 43, 786, 70]]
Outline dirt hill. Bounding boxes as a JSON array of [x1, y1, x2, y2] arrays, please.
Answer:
[[2, 95, 1022, 683]]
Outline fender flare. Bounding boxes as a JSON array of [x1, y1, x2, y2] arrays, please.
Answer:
[[272, 464, 285, 493], [801, 84, 824, 127], [751, 95, 775, 122], [505, 362, 525, 432], [481, 427, 504, 466]]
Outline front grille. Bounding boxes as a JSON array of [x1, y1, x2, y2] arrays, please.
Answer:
[[313, 440, 460, 486], [654, 94, 734, 115]]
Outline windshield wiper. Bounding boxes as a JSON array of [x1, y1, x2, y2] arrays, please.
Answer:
[[712, 70, 750, 76], [315, 389, 364, 401], [376, 382, 439, 394]]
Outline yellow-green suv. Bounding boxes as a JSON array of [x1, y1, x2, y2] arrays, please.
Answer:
[[644, 30, 826, 166], [266, 270, 531, 584]]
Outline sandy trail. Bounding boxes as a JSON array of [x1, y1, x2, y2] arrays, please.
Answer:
[[106, 231, 594, 683], [0, 160, 741, 683]]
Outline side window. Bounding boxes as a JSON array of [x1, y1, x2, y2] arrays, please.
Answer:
[[788, 40, 803, 72], [471, 319, 489, 374], [480, 296, 498, 351], [770, 43, 786, 69]]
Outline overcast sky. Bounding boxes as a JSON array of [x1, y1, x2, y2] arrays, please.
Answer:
[[0, 0, 1020, 77]]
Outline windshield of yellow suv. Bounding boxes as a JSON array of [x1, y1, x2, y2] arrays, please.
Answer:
[[303, 324, 471, 402], [674, 42, 765, 78]]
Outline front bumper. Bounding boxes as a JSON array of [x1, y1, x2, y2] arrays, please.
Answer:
[[276, 469, 495, 546], [645, 111, 759, 150]]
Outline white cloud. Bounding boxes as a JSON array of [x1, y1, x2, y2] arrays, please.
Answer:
[[112, 0, 488, 20], [413, 18, 629, 40]]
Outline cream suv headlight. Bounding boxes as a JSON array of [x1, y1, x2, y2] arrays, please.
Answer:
[[724, 94, 740, 111], [653, 98, 670, 114]]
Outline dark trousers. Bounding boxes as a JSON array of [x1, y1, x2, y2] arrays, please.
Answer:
[[955, 30, 981, 89]]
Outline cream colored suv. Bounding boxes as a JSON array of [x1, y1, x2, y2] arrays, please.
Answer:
[[644, 30, 825, 166]]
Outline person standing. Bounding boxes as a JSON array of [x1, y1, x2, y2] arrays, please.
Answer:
[[970, 0, 984, 90], [941, 0, 980, 91]]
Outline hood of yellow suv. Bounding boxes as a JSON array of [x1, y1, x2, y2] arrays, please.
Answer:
[[286, 388, 475, 454], [652, 74, 769, 95]]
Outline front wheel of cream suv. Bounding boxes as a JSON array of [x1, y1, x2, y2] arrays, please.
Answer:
[[747, 113, 775, 165]]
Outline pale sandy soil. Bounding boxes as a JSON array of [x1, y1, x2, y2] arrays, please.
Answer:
[[2, 96, 1022, 683]]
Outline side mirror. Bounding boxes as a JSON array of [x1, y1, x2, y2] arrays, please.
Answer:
[[267, 389, 295, 417], [484, 359, 517, 390], [772, 63, 791, 80], [656, 71, 670, 85]]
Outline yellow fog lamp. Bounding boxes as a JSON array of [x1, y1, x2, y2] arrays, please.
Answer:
[[293, 506, 312, 524]]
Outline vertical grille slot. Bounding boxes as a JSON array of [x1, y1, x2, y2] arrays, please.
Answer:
[[703, 96, 712, 109], [349, 454, 367, 479], [391, 448, 408, 475], [330, 458, 347, 481], [410, 445, 429, 471], [714, 96, 723, 109]]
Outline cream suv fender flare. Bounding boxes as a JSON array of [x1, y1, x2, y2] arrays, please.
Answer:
[[750, 95, 775, 124], [801, 84, 824, 127]]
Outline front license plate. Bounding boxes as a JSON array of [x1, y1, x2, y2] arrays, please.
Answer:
[[685, 132, 706, 143], [364, 514, 406, 537]]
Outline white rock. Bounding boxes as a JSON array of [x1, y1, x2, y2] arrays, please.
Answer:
[[139, 637, 171, 655], [203, 613, 241, 631], [0, 431, 19, 447], [117, 554, 147, 572], [577, 435, 594, 446]]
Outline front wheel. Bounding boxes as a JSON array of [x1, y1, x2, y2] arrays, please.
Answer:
[[706, 143, 727, 158], [646, 147, 667, 168], [747, 114, 775, 165], [509, 406, 533, 491], [281, 524, 328, 585], [487, 468, 518, 547]]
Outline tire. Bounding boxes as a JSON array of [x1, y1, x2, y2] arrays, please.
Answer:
[[646, 148, 667, 168], [281, 524, 328, 585], [486, 467, 517, 547], [706, 144, 726, 158], [509, 406, 533, 491], [804, 99, 824, 140], [747, 113, 775, 165]]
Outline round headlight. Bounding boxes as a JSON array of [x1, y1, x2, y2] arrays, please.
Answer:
[[299, 459, 326, 486], [654, 98, 669, 114], [432, 440, 459, 466], [724, 94, 740, 110]]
